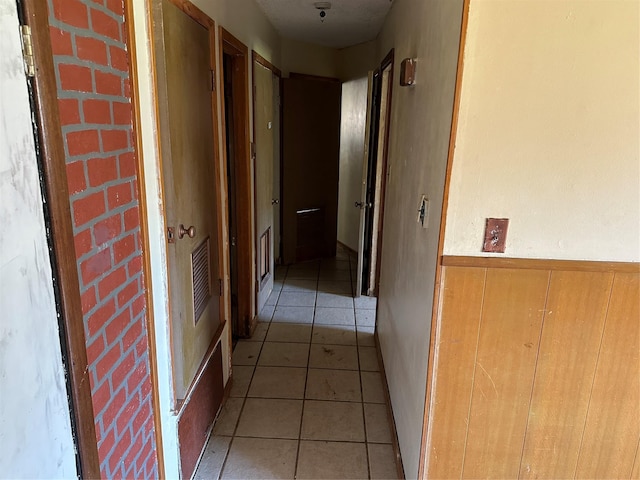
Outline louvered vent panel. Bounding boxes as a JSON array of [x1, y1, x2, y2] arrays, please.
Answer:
[[192, 237, 211, 325]]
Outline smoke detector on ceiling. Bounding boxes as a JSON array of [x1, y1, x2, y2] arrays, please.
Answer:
[[314, 2, 331, 22]]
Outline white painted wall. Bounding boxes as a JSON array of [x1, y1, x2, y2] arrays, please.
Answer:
[[281, 37, 339, 78], [444, 0, 640, 262], [374, 0, 464, 477], [338, 40, 377, 81], [0, 2, 77, 477], [337, 77, 369, 252]]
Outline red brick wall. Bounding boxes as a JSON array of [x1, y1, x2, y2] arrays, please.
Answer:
[[48, 0, 158, 477]]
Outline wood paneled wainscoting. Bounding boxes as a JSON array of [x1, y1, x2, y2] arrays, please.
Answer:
[[426, 256, 640, 479]]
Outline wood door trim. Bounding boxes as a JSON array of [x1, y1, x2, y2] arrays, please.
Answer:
[[371, 48, 394, 296], [252, 51, 281, 77], [442, 255, 640, 273], [166, 0, 214, 28], [419, 0, 471, 477], [20, 0, 100, 477], [374, 331, 406, 479], [220, 27, 254, 337], [289, 72, 341, 83], [174, 320, 227, 414], [124, 0, 165, 476]]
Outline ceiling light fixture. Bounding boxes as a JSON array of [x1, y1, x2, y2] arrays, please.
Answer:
[[314, 1, 331, 22]]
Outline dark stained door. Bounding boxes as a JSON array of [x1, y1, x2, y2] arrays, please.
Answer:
[[282, 75, 342, 263]]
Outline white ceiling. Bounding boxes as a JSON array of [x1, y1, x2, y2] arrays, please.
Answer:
[[254, 0, 394, 49]]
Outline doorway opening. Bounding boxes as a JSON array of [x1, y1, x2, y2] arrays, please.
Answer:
[[358, 50, 394, 297], [220, 28, 253, 339]]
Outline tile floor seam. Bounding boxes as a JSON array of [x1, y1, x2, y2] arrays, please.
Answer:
[[293, 275, 314, 480], [351, 259, 373, 480], [219, 321, 271, 479]]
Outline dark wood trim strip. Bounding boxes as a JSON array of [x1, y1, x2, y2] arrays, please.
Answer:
[[21, 0, 101, 477], [123, 1, 165, 476], [374, 331, 406, 480], [220, 27, 255, 337], [252, 50, 281, 77], [380, 48, 394, 71], [175, 321, 227, 415], [220, 27, 248, 56], [166, 0, 214, 28], [419, 0, 471, 477], [442, 255, 640, 273], [289, 72, 341, 83]]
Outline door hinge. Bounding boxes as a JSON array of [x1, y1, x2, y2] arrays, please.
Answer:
[[218, 279, 224, 297], [210, 70, 216, 91], [20, 25, 35, 78]]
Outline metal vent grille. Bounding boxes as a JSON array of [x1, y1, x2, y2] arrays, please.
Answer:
[[192, 238, 211, 325]]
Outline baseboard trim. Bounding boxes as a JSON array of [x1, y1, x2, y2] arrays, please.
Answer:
[[337, 240, 357, 257], [442, 255, 640, 273], [374, 331, 406, 480]]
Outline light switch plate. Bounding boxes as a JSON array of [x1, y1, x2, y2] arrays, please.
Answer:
[[418, 195, 429, 228]]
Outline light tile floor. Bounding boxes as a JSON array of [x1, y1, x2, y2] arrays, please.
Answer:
[[194, 249, 399, 480]]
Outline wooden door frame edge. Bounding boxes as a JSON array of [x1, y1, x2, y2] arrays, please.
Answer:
[[251, 50, 281, 317], [20, 0, 101, 477], [219, 27, 255, 337], [123, 0, 167, 476], [417, 0, 471, 477], [372, 48, 395, 296]]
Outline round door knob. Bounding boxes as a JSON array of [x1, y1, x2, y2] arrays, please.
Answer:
[[179, 224, 196, 239], [271, 198, 280, 205], [355, 201, 364, 208]]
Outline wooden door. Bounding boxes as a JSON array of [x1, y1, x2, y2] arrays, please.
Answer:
[[282, 74, 341, 263], [253, 60, 276, 310], [158, 0, 222, 400]]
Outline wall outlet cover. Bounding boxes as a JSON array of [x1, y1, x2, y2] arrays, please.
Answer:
[[483, 218, 509, 253]]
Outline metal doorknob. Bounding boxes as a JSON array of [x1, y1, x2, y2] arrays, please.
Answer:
[[271, 199, 280, 205], [355, 201, 364, 208], [179, 224, 196, 239]]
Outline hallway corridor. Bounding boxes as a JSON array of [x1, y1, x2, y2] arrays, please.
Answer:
[[194, 247, 399, 479]]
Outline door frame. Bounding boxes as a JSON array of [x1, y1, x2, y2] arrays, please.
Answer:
[[361, 49, 394, 296], [371, 50, 394, 295], [219, 28, 254, 337], [19, 0, 100, 476], [251, 51, 281, 314]]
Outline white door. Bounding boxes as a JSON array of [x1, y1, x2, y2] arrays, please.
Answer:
[[254, 61, 276, 312], [0, 3, 77, 476], [356, 72, 374, 297]]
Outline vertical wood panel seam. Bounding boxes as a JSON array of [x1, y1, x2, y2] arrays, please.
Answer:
[[516, 270, 553, 477], [460, 267, 488, 479], [631, 436, 640, 480], [572, 272, 616, 478], [423, 268, 447, 470]]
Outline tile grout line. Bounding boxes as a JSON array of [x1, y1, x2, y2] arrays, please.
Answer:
[[217, 265, 288, 479], [348, 252, 372, 479], [293, 267, 318, 479]]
